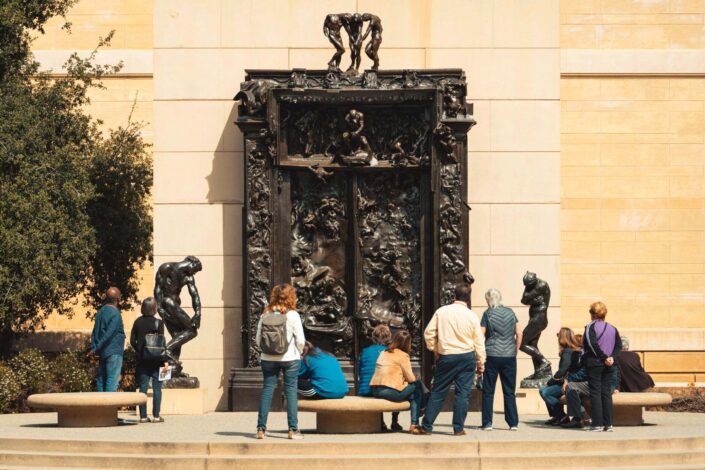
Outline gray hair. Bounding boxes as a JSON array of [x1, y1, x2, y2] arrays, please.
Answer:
[[621, 335, 630, 351], [141, 297, 157, 317], [485, 288, 503, 309]]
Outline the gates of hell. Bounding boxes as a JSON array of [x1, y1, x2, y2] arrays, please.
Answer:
[[229, 69, 475, 410]]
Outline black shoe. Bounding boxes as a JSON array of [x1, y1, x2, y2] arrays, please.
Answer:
[[560, 417, 582, 429], [391, 422, 403, 432], [544, 417, 559, 426], [554, 416, 569, 426]]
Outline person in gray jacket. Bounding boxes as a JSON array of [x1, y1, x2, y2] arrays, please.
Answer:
[[480, 288, 523, 431]]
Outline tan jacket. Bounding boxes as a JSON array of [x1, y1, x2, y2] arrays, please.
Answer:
[[369, 348, 416, 392], [424, 301, 486, 364]]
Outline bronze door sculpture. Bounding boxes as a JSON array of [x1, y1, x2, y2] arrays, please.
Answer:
[[229, 67, 475, 411]]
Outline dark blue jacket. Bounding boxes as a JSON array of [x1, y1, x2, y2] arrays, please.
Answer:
[[91, 305, 126, 357], [299, 348, 349, 399], [357, 344, 386, 397]]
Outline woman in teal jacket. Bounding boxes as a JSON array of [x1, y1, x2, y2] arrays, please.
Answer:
[[298, 342, 349, 399]]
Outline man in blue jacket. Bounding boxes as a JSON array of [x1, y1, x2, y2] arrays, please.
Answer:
[[91, 287, 126, 392]]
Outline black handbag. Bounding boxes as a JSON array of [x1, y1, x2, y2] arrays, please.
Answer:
[[142, 318, 167, 362]]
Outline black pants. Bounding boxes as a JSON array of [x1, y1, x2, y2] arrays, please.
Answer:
[[587, 364, 614, 428]]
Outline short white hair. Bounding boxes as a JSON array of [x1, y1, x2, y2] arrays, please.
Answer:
[[485, 288, 503, 309]]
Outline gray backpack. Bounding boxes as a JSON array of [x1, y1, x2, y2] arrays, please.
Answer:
[[260, 311, 289, 355]]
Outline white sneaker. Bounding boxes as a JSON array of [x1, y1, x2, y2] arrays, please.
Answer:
[[288, 429, 304, 440], [604, 426, 614, 432], [586, 426, 603, 432], [509, 426, 518, 431], [481, 426, 493, 431]]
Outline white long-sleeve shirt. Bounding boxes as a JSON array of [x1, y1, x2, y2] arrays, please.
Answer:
[[255, 309, 306, 362], [424, 301, 486, 364]]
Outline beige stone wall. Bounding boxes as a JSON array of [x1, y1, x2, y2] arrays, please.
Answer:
[[560, 0, 705, 382], [28, 0, 154, 340], [29, 0, 705, 411], [153, 0, 561, 409], [561, 0, 705, 49]]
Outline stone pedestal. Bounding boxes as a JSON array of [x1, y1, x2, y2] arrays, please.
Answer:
[[146, 388, 208, 415], [317, 411, 381, 434], [481, 387, 546, 415], [57, 406, 117, 427]]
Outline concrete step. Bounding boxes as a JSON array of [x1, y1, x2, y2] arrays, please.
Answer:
[[2, 448, 705, 470], [482, 450, 705, 470], [1, 436, 704, 456]]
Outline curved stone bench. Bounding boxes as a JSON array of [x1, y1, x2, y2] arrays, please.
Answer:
[[561, 391, 672, 426], [27, 392, 147, 427], [299, 396, 410, 433], [612, 392, 672, 425]]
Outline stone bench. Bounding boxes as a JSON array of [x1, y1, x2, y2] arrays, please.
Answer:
[[298, 396, 410, 433], [27, 392, 147, 427], [561, 392, 672, 425]]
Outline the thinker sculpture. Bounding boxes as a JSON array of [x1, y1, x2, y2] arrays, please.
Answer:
[[520, 271, 553, 388], [154, 256, 203, 380], [340, 109, 377, 166], [324, 13, 382, 73]]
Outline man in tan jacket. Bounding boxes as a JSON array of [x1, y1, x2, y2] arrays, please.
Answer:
[[416, 284, 486, 435]]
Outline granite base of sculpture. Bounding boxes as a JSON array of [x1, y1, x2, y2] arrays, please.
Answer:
[[154, 256, 203, 384], [519, 271, 553, 388]]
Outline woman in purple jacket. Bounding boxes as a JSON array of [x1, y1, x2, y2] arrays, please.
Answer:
[[581, 301, 622, 432]]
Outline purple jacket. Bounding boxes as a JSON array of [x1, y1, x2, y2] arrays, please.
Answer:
[[582, 320, 622, 367]]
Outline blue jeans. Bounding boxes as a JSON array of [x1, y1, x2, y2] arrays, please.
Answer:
[[481, 356, 519, 428], [136, 364, 162, 418], [257, 360, 300, 431], [422, 351, 476, 433], [372, 382, 424, 426], [96, 354, 123, 392], [539, 383, 566, 419]]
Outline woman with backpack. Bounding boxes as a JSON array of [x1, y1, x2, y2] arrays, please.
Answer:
[[581, 301, 622, 432], [255, 283, 306, 440], [129, 297, 167, 423]]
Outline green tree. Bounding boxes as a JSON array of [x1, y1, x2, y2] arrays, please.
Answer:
[[0, 0, 152, 355]]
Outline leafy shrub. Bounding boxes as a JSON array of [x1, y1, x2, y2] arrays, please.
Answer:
[[0, 364, 21, 413], [8, 348, 51, 397], [52, 350, 93, 393]]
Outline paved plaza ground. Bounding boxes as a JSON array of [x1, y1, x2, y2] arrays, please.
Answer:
[[0, 411, 702, 443]]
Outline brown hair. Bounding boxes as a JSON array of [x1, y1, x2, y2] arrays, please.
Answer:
[[371, 324, 392, 346], [557, 327, 581, 353], [387, 330, 412, 355], [575, 333, 583, 345], [265, 283, 297, 314], [589, 301, 608, 320]]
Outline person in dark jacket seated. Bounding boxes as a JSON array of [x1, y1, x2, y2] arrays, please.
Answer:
[[539, 327, 582, 426], [357, 324, 401, 431], [129, 297, 167, 423], [298, 342, 349, 399], [616, 336, 654, 392]]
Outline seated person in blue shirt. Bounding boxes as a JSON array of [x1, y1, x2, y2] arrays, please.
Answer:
[[358, 324, 401, 431], [298, 342, 349, 399]]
